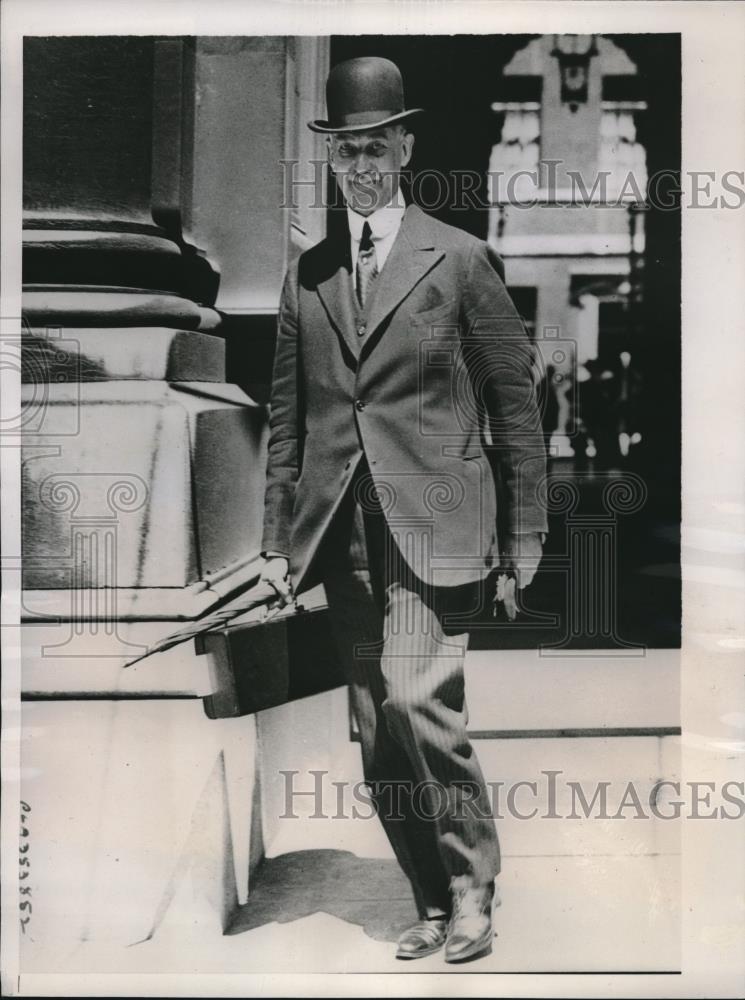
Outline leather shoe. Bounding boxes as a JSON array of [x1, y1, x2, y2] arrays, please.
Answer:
[[444, 876, 495, 963], [396, 917, 448, 959]]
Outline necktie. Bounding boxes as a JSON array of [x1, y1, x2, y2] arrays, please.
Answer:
[[356, 221, 379, 310]]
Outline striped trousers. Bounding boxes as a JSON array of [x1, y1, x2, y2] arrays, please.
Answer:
[[318, 459, 500, 918]]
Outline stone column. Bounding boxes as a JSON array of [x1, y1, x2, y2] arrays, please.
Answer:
[[17, 34, 329, 966]]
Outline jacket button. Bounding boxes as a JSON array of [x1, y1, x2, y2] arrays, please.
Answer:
[[357, 324, 366, 337], [355, 399, 366, 412]]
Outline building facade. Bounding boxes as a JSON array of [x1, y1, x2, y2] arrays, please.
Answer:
[[490, 35, 648, 456]]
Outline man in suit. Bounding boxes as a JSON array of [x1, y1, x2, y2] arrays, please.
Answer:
[[260, 56, 547, 963]]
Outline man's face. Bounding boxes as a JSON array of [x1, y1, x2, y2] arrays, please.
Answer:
[[328, 126, 414, 215]]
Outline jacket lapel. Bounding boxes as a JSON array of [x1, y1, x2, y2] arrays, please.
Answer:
[[361, 204, 445, 361], [314, 204, 445, 364], [315, 238, 360, 361]]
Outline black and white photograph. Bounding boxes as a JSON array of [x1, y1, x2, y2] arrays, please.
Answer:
[[1, 1, 744, 996]]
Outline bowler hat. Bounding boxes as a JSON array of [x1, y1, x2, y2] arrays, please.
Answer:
[[308, 56, 423, 133]]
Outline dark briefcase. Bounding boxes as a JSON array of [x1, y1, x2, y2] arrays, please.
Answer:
[[196, 589, 344, 719]]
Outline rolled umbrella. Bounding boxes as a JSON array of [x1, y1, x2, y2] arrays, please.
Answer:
[[123, 580, 285, 668]]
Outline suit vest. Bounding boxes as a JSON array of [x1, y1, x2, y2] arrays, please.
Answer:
[[345, 247, 385, 356]]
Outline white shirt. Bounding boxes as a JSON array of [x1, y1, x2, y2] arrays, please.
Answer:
[[347, 192, 406, 274]]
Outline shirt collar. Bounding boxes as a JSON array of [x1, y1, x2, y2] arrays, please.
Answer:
[[347, 190, 407, 244]]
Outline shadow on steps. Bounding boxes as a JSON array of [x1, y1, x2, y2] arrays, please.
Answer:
[[226, 849, 415, 944]]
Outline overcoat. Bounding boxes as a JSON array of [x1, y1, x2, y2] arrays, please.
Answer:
[[261, 203, 548, 592]]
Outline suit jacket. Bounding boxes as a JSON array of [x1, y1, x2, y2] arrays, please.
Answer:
[[261, 203, 548, 593]]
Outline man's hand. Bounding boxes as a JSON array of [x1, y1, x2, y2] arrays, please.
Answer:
[[494, 531, 546, 621], [501, 531, 546, 589], [259, 556, 293, 609]]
